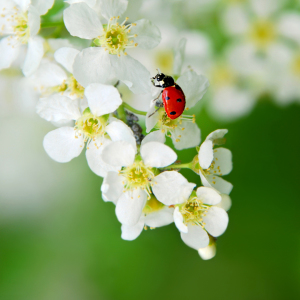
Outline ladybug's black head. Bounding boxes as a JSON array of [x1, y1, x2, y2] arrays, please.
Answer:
[[151, 72, 175, 88]]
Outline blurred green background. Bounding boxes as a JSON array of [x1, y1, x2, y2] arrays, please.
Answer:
[[1, 0, 300, 299], [1, 100, 299, 300]]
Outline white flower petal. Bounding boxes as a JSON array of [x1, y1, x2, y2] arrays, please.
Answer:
[[198, 243, 216, 260], [206, 129, 228, 142], [174, 207, 188, 233], [28, 5, 40, 37], [86, 139, 120, 177], [200, 172, 233, 195], [106, 120, 136, 150], [144, 206, 174, 227], [47, 38, 74, 51], [222, 5, 249, 35], [141, 130, 166, 146], [199, 139, 213, 169], [73, 47, 113, 87], [203, 206, 228, 237], [98, 0, 128, 20], [101, 141, 136, 167], [196, 187, 222, 205], [278, 13, 300, 44], [101, 171, 124, 203], [115, 189, 147, 226], [145, 101, 160, 133], [66, 0, 96, 9], [173, 38, 186, 76], [54, 47, 80, 73], [171, 121, 201, 150], [85, 83, 122, 116], [176, 70, 209, 109], [180, 224, 209, 250], [130, 19, 161, 49], [43, 127, 84, 162], [250, 0, 280, 17], [141, 142, 177, 168], [121, 219, 144, 241], [22, 36, 44, 76], [153, 171, 195, 205], [0, 36, 20, 70], [63, 3, 103, 39], [141, 130, 165, 145], [36, 95, 81, 122], [13, 0, 30, 11], [30, 0, 54, 15], [216, 194, 232, 211], [210, 147, 232, 176], [110, 54, 151, 94], [30, 61, 67, 88], [209, 86, 255, 121]]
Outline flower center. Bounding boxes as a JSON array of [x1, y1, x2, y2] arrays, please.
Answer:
[[142, 196, 165, 230], [249, 20, 276, 49], [75, 111, 107, 143], [67, 76, 85, 97], [120, 160, 155, 198], [210, 64, 236, 87], [1, 6, 30, 44], [94, 17, 138, 56], [49, 76, 84, 98], [157, 110, 195, 143], [179, 196, 210, 227], [143, 196, 165, 214]]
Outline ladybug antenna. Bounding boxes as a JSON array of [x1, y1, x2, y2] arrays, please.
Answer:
[[156, 68, 161, 74]]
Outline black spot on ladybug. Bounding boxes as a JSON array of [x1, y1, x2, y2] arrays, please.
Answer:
[[177, 98, 182, 102], [165, 96, 170, 100], [175, 84, 181, 90], [170, 111, 176, 115]]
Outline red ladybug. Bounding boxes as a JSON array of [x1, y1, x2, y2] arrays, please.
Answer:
[[150, 72, 186, 120]]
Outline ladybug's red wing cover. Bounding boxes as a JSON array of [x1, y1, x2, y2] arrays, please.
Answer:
[[162, 85, 186, 120]]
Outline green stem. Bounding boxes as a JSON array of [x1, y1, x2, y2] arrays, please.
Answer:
[[161, 162, 193, 170], [117, 104, 127, 123], [123, 102, 147, 116], [41, 21, 64, 28]]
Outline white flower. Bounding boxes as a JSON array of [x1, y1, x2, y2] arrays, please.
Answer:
[[220, 0, 300, 102], [265, 45, 300, 106], [198, 193, 232, 259], [205, 55, 260, 122], [39, 83, 133, 177], [155, 184, 228, 250], [100, 139, 183, 226], [145, 69, 209, 150], [197, 129, 233, 195], [31, 47, 84, 100], [63, 0, 161, 93], [222, 0, 295, 50], [0, 0, 54, 76], [121, 196, 174, 241]]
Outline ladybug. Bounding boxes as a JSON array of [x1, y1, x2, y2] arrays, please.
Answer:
[[150, 72, 186, 120]]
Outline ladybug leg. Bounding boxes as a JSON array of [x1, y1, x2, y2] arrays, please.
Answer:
[[155, 100, 164, 107], [148, 99, 164, 118], [148, 106, 162, 118], [151, 90, 162, 102]]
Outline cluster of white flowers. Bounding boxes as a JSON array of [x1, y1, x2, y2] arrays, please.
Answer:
[[135, 0, 300, 122], [0, 0, 233, 259]]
